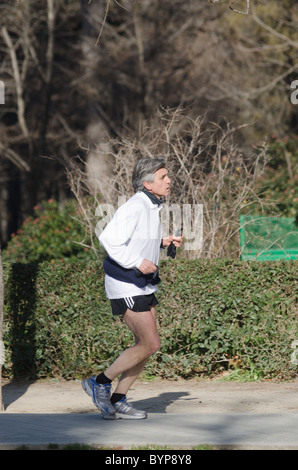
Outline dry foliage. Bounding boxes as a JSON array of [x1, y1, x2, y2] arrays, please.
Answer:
[[66, 108, 270, 259]]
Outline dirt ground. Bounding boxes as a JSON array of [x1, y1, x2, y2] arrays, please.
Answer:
[[2, 376, 297, 415]]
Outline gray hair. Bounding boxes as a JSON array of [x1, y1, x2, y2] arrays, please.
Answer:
[[132, 157, 166, 192]]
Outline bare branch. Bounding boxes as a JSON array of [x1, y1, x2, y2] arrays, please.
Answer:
[[251, 8, 298, 50], [1, 26, 30, 140], [209, 0, 250, 15], [0, 143, 30, 172]]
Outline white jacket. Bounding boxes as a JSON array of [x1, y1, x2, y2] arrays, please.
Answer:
[[98, 191, 162, 299]]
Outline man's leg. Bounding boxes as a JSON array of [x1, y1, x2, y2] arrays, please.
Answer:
[[104, 306, 160, 393], [82, 306, 159, 418], [112, 306, 158, 396], [102, 306, 159, 419]]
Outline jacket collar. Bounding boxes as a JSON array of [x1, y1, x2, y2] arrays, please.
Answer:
[[141, 189, 163, 207]]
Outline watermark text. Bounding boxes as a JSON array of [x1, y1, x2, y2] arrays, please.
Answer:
[[290, 340, 298, 365], [0, 80, 4, 104], [95, 197, 203, 254], [290, 80, 298, 105]]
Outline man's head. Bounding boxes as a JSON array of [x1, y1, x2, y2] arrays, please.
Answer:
[[132, 157, 171, 198]]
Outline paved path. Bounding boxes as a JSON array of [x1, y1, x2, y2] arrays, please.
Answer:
[[1, 412, 298, 449], [1, 379, 297, 449]]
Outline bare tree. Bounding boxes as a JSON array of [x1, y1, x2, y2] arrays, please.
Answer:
[[1, 0, 296, 247], [207, 0, 298, 136], [0, 0, 84, 242]]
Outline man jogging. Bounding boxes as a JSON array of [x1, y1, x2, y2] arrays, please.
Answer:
[[82, 157, 183, 419]]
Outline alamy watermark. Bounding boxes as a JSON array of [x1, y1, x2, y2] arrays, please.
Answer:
[[95, 196, 203, 253], [290, 340, 298, 365], [290, 80, 298, 105], [0, 80, 5, 104]]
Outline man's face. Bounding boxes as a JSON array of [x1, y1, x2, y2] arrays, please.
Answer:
[[144, 168, 171, 198]]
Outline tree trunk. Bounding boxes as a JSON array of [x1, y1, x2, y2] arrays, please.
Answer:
[[81, 0, 114, 198]]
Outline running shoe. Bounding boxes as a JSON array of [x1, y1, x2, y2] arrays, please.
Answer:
[[112, 396, 147, 420], [81, 375, 115, 418]]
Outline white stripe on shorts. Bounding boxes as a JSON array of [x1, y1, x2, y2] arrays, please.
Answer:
[[124, 297, 135, 309]]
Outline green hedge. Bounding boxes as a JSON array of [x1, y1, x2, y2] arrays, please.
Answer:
[[2, 259, 297, 381]]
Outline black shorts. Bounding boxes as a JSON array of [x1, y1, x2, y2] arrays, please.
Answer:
[[110, 293, 158, 316]]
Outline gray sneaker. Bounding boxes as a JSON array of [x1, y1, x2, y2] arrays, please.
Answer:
[[112, 397, 147, 420], [81, 375, 115, 418]]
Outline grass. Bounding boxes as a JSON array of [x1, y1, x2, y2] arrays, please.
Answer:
[[216, 366, 264, 382], [15, 443, 221, 450]]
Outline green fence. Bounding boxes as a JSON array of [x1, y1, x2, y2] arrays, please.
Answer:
[[240, 215, 298, 261]]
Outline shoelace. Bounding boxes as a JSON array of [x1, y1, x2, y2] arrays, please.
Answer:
[[93, 382, 112, 399]]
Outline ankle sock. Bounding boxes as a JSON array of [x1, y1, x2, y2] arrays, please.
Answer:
[[95, 372, 112, 385], [111, 393, 126, 405]]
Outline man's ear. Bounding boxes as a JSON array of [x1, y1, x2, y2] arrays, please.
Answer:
[[143, 181, 152, 191]]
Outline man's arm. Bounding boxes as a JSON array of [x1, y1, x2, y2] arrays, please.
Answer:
[[98, 203, 144, 269]]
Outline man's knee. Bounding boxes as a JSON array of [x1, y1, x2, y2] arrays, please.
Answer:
[[145, 335, 160, 358]]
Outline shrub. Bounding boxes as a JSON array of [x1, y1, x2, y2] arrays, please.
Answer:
[[2, 259, 297, 380], [3, 199, 99, 263]]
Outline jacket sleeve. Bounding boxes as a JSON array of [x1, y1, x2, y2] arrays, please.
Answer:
[[98, 201, 144, 269]]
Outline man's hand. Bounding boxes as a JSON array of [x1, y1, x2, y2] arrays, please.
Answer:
[[162, 234, 183, 248], [137, 259, 158, 274]]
